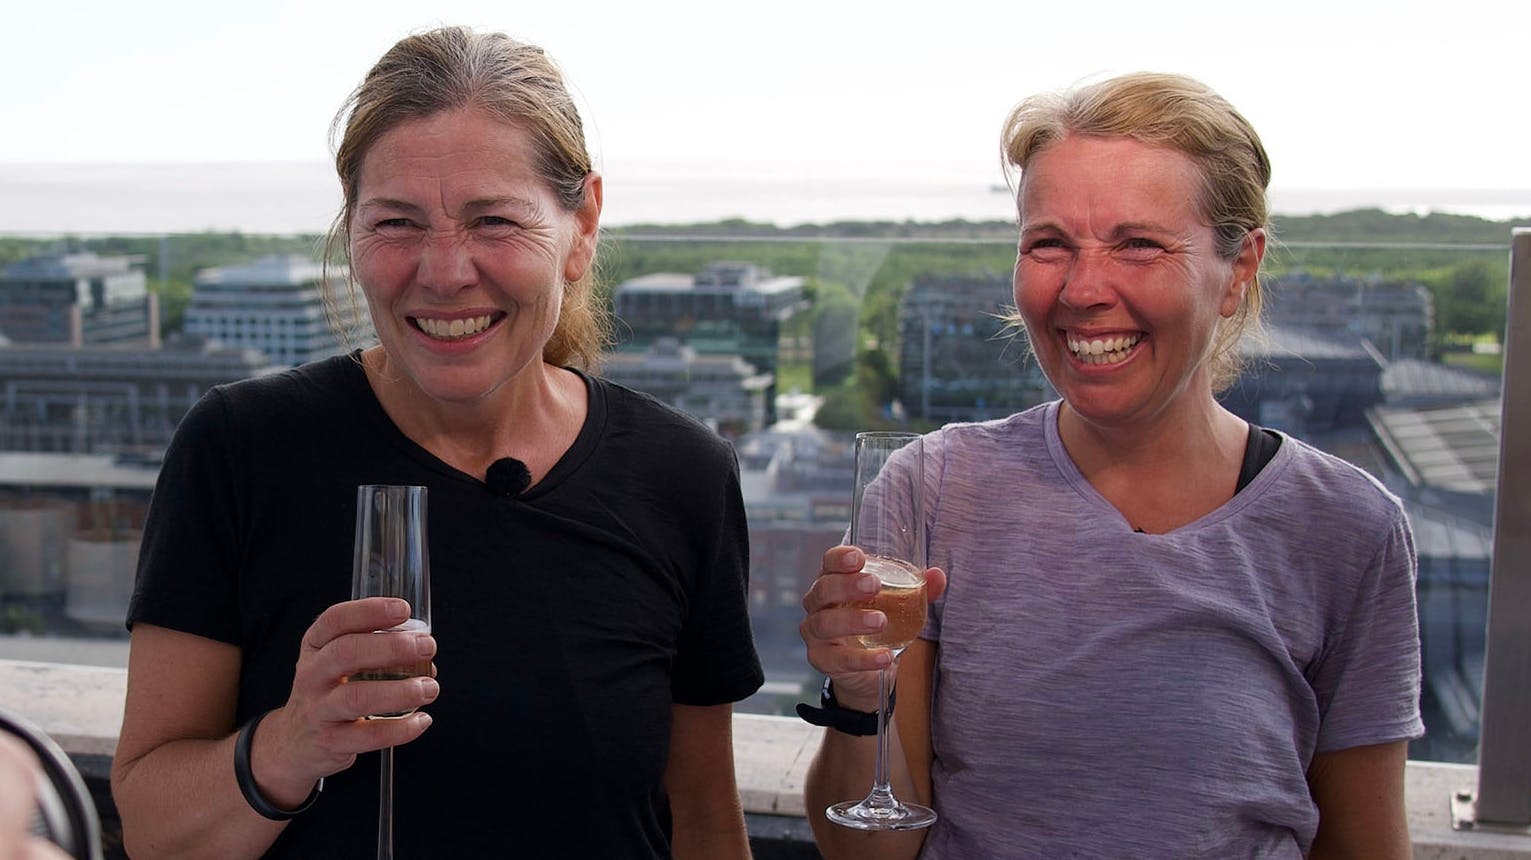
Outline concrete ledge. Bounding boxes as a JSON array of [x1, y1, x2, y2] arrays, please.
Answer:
[[3, 658, 1529, 858]]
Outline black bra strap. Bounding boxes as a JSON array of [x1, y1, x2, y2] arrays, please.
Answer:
[[1236, 423, 1283, 493]]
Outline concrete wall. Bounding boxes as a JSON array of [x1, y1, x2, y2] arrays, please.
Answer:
[[1, 659, 1528, 859]]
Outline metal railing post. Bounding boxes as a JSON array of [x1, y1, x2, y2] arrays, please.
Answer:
[[1459, 228, 1531, 830]]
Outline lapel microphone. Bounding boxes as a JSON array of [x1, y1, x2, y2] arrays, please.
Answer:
[[485, 457, 532, 497]]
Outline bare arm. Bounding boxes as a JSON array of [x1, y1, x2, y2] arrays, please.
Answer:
[[1305, 740, 1411, 859], [800, 545, 945, 860], [111, 600, 438, 859], [111, 625, 277, 859], [664, 703, 752, 860]]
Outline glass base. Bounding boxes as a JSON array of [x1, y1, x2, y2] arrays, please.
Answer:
[[826, 798, 937, 831]]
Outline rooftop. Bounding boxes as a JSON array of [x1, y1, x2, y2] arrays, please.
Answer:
[[1239, 323, 1378, 360], [1370, 400, 1503, 494], [1, 252, 144, 281], [194, 254, 335, 288]]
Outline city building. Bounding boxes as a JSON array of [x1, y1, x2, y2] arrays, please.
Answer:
[[1408, 500, 1492, 763], [0, 338, 281, 454], [1264, 271, 1434, 361], [184, 255, 364, 367], [1221, 324, 1385, 435], [602, 338, 773, 437], [0, 252, 157, 346], [612, 262, 807, 421], [1380, 357, 1500, 409], [897, 272, 1049, 422], [735, 427, 854, 712]]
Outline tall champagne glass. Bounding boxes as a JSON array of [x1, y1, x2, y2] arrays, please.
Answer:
[[826, 431, 936, 831], [350, 484, 431, 860]]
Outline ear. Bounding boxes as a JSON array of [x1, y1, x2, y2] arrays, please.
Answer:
[[1220, 227, 1266, 318], [563, 171, 603, 284]]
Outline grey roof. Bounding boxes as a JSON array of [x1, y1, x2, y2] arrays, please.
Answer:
[[195, 254, 333, 287], [1, 252, 142, 280], [1381, 359, 1500, 402], [615, 272, 697, 293], [1369, 400, 1502, 494], [1239, 324, 1374, 360]]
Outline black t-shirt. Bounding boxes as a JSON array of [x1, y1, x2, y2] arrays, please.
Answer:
[[127, 355, 764, 858]]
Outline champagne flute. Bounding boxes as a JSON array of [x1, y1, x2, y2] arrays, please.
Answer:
[[826, 431, 936, 831], [350, 484, 431, 860]]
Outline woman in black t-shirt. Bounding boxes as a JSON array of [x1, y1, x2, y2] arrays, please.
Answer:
[[110, 26, 762, 859]]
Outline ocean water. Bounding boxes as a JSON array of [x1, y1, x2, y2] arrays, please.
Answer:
[[1, 159, 1528, 236]]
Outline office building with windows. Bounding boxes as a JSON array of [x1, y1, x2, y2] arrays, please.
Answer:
[[1264, 271, 1434, 361], [0, 338, 280, 454], [602, 337, 773, 437], [184, 255, 364, 367], [613, 262, 806, 422], [897, 272, 1050, 422], [0, 252, 157, 346]]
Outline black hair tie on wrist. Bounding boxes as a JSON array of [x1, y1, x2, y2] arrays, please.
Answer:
[[795, 677, 894, 737], [235, 709, 323, 821]]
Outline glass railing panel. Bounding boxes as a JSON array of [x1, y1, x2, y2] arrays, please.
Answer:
[[0, 181, 1522, 773]]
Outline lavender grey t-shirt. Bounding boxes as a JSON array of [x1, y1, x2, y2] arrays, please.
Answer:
[[917, 402, 1423, 859]]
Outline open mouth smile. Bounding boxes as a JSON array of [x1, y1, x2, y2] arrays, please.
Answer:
[[410, 313, 504, 341], [1066, 333, 1142, 366]]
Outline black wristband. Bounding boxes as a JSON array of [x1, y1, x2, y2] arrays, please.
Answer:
[[234, 710, 323, 821], [795, 678, 893, 737]]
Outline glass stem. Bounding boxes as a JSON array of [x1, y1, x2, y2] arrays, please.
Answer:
[[868, 662, 898, 809], [377, 746, 394, 860]]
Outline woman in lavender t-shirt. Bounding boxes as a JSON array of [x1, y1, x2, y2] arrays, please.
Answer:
[[801, 72, 1422, 860]]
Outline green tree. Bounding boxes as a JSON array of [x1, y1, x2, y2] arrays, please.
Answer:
[[1435, 260, 1504, 338], [810, 284, 859, 387]]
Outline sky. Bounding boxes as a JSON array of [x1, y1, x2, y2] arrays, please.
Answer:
[[3, 0, 1528, 194]]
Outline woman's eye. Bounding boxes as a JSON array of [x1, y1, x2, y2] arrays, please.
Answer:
[[1023, 238, 1070, 259], [1118, 238, 1165, 259], [375, 218, 413, 230], [478, 216, 517, 228]]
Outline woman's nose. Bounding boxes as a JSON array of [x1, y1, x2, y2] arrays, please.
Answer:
[[1058, 251, 1116, 310], [416, 230, 476, 293]]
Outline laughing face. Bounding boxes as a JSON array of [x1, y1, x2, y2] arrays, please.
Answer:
[[1014, 134, 1261, 430], [347, 107, 599, 408]]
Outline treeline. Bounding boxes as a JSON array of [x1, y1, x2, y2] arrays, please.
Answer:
[[0, 207, 1520, 351]]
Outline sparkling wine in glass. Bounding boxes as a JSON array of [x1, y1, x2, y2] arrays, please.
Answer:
[[350, 484, 431, 860], [826, 431, 937, 831]]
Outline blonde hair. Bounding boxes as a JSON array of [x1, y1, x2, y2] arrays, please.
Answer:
[[322, 25, 608, 370], [1001, 72, 1270, 391]]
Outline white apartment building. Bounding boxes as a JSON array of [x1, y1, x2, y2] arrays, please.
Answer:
[[184, 255, 367, 366], [603, 338, 773, 437]]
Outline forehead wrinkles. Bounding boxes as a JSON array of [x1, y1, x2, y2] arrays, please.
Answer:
[[1018, 154, 1206, 243], [355, 155, 550, 223]]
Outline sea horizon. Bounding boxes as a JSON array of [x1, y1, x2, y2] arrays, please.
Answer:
[[3, 159, 1530, 237]]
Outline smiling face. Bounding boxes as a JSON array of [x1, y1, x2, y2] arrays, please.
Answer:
[[1014, 134, 1262, 431], [347, 107, 600, 409]]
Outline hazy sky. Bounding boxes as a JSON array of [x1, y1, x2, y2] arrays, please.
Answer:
[[5, 0, 1528, 192]]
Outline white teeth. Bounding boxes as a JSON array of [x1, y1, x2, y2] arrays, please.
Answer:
[[1066, 334, 1141, 365], [415, 315, 493, 340]]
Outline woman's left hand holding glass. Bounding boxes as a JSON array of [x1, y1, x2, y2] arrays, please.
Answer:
[[249, 597, 438, 809]]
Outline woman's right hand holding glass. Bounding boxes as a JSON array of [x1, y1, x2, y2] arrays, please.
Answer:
[[801, 545, 946, 712], [249, 597, 438, 808]]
